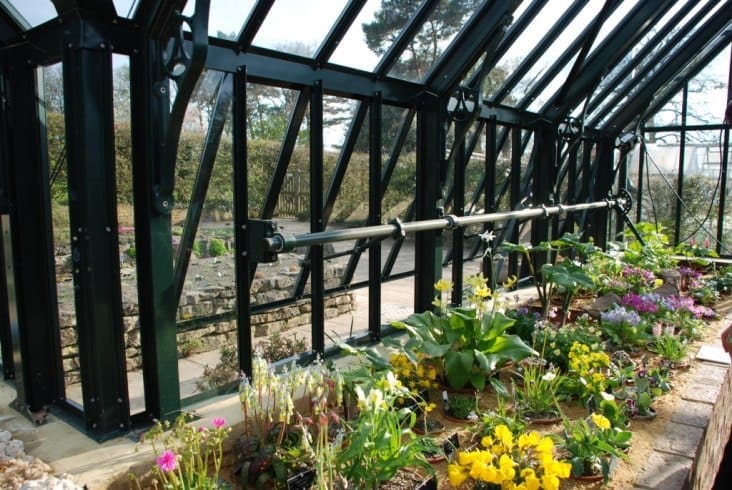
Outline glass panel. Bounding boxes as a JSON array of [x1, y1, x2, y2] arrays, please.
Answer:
[[113, 0, 137, 18], [182, 0, 256, 39], [585, 0, 639, 55], [484, 2, 566, 103], [167, 70, 238, 398], [527, 53, 579, 112], [636, 131, 679, 239], [9, 0, 56, 27], [42, 63, 84, 408], [677, 131, 723, 247], [387, 0, 482, 81], [502, 1, 598, 106], [110, 54, 146, 413], [599, 2, 725, 128], [252, 0, 348, 57], [329, 0, 385, 71], [585, 0, 707, 124], [687, 49, 730, 126]]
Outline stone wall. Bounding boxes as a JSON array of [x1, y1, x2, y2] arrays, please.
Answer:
[[59, 263, 355, 384]]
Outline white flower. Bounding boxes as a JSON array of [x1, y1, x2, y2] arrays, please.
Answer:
[[542, 372, 557, 382], [478, 230, 495, 244], [599, 392, 615, 401]]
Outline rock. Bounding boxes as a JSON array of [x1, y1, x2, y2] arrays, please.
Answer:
[[651, 283, 680, 298], [583, 293, 621, 318], [659, 269, 681, 287]]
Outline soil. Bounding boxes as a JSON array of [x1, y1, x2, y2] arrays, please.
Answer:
[[424, 296, 732, 489]]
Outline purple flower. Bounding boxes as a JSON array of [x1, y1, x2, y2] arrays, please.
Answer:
[[621, 293, 658, 314], [212, 417, 226, 429], [637, 369, 647, 378], [601, 306, 641, 326], [157, 450, 177, 473]]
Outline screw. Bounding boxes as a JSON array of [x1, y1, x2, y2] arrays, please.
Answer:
[[159, 86, 167, 95], [242, 251, 247, 257], [99, 42, 106, 49]]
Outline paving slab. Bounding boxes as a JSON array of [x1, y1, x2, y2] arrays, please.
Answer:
[[696, 344, 731, 365], [654, 422, 704, 457], [634, 451, 691, 489], [670, 399, 713, 429]]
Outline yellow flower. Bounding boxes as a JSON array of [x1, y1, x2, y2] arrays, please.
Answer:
[[447, 463, 468, 487], [494, 424, 513, 450], [480, 435, 494, 449], [535, 436, 554, 455], [478, 463, 501, 484], [503, 274, 518, 289], [458, 450, 479, 466], [465, 273, 487, 290], [498, 453, 516, 480], [474, 285, 492, 299], [435, 278, 454, 293], [518, 431, 541, 450], [541, 473, 561, 490], [591, 413, 611, 429], [654, 278, 664, 287]]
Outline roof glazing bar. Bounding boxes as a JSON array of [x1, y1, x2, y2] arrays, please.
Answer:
[[236, 0, 274, 53], [315, 0, 366, 66]]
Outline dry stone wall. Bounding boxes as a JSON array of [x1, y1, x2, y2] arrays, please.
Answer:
[[58, 257, 355, 384]]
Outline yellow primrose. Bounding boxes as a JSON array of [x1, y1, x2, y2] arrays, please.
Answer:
[[591, 413, 611, 430], [447, 463, 468, 487]]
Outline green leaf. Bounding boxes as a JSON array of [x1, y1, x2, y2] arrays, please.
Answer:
[[482, 311, 515, 340], [445, 350, 473, 389], [474, 350, 491, 373], [470, 373, 486, 391]]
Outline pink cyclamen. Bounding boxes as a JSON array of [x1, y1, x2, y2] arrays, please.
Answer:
[[212, 417, 226, 429], [157, 450, 177, 472]]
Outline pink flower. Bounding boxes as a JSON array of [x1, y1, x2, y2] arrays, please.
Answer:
[[157, 450, 177, 473], [212, 417, 226, 429]]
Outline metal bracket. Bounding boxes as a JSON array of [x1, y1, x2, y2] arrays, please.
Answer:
[[247, 219, 280, 263], [154, 0, 210, 215]]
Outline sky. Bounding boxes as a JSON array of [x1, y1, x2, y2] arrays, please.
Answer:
[[14, 0, 731, 133]]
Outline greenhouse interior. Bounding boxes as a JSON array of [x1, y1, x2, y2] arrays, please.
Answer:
[[1, 0, 732, 488]]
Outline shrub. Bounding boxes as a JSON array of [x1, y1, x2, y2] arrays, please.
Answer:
[[208, 238, 227, 257]]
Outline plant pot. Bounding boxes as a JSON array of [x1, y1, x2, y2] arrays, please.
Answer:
[[524, 414, 562, 425], [632, 408, 657, 420], [378, 469, 437, 490], [413, 415, 445, 435], [441, 388, 478, 421]]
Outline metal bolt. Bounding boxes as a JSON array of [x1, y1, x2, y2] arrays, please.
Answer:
[[99, 42, 106, 49], [117, 398, 123, 403], [241, 224, 246, 230], [242, 251, 247, 257], [162, 200, 169, 208], [159, 86, 167, 95], [105, 226, 111, 232]]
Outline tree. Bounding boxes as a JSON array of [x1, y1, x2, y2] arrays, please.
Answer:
[[363, 0, 481, 80]]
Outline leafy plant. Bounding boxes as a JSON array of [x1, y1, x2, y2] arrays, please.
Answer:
[[649, 333, 689, 363], [192, 240, 203, 258], [133, 413, 231, 489], [512, 364, 566, 420], [391, 274, 535, 391], [443, 390, 478, 420], [599, 306, 650, 351], [196, 346, 238, 392], [257, 332, 308, 362], [540, 258, 596, 327], [336, 372, 432, 488], [556, 416, 627, 484]]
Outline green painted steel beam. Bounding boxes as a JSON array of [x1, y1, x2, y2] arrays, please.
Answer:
[[129, 38, 180, 421], [62, 42, 129, 438], [4, 57, 63, 413]]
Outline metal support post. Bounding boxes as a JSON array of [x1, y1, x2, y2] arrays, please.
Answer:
[[233, 67, 253, 378], [451, 118, 466, 305], [310, 81, 325, 355], [369, 91, 382, 341], [62, 43, 130, 437], [4, 58, 63, 414], [130, 39, 180, 421], [508, 126, 522, 278], [674, 82, 688, 245], [482, 118, 497, 281], [531, 122, 555, 269], [415, 93, 444, 312]]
